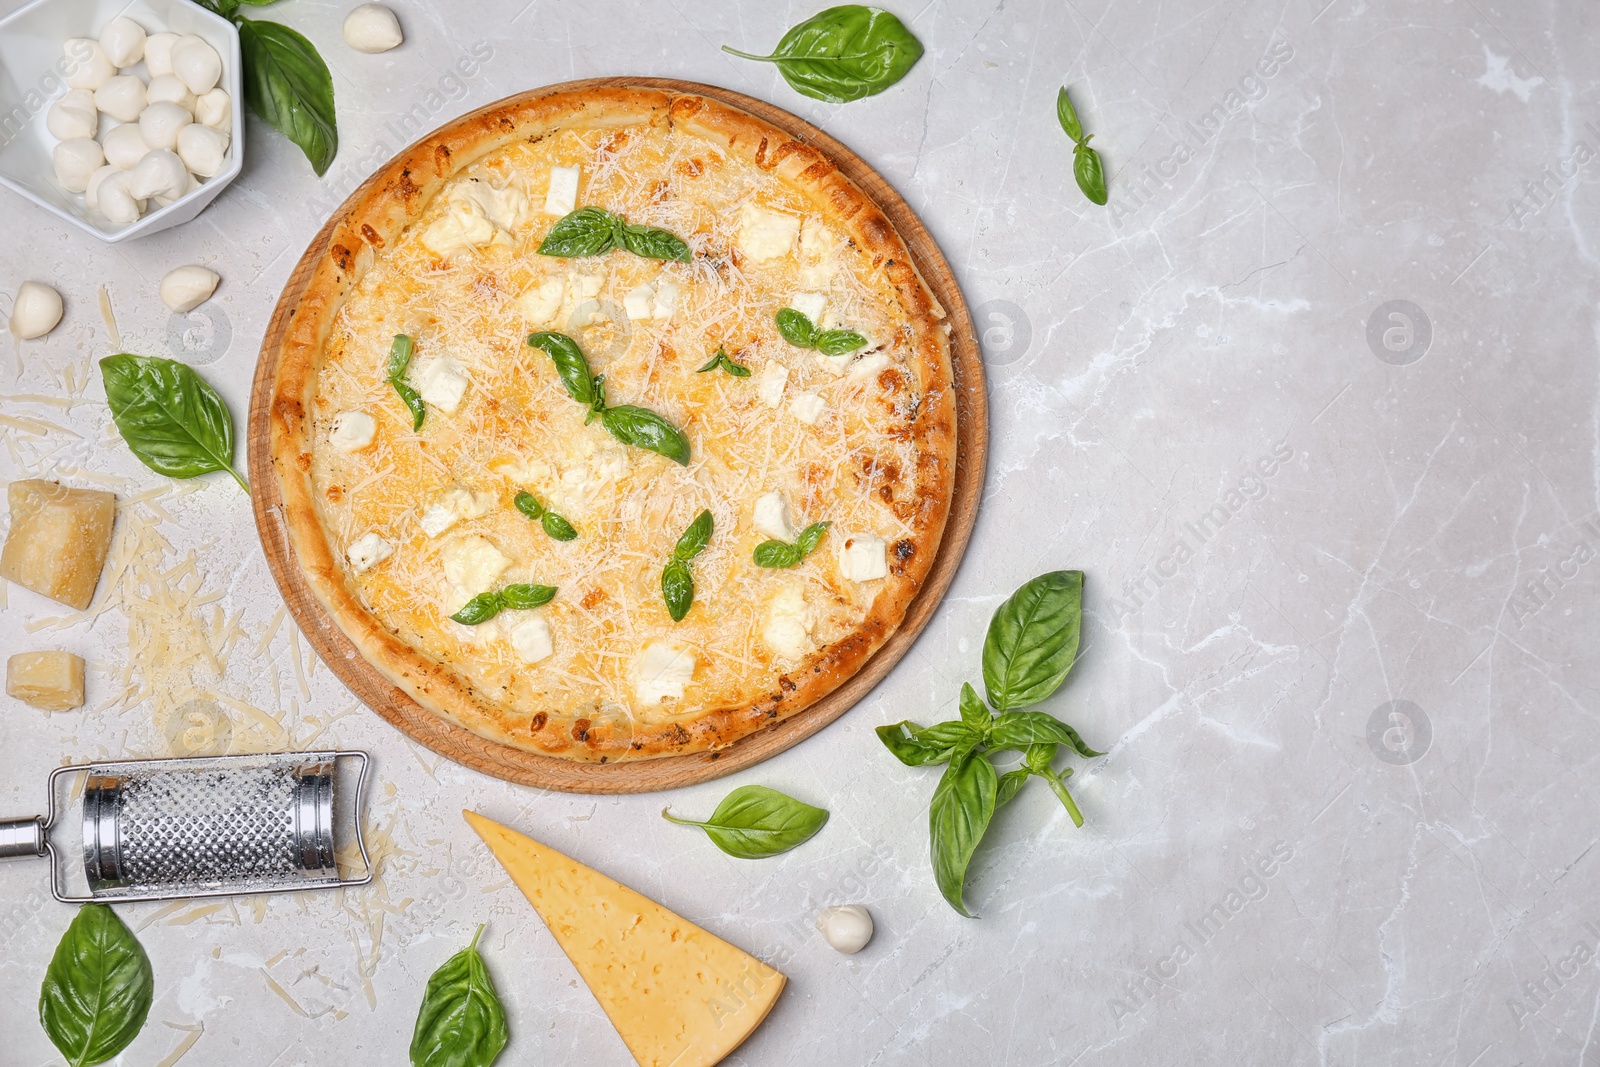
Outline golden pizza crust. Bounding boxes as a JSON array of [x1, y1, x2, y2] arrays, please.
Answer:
[[268, 85, 956, 761]]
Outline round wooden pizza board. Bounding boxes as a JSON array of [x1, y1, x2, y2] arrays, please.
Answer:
[[247, 78, 987, 794]]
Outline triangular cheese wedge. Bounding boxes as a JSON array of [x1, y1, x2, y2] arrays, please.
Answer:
[[464, 810, 786, 1067]]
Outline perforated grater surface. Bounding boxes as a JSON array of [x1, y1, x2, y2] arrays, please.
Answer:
[[0, 751, 372, 903]]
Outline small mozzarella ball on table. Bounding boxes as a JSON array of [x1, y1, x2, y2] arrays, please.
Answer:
[[144, 32, 179, 77], [138, 101, 191, 151], [101, 123, 150, 169], [343, 4, 404, 52], [145, 74, 195, 113], [193, 88, 231, 132], [97, 171, 145, 223], [98, 16, 147, 68], [126, 148, 187, 202], [63, 39, 114, 90], [93, 74, 147, 123], [159, 265, 220, 313], [45, 89, 98, 140], [52, 137, 103, 192], [9, 281, 63, 340], [176, 123, 228, 178], [171, 35, 221, 95], [815, 905, 874, 954]]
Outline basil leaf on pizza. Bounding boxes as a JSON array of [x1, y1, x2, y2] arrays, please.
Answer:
[[794, 521, 831, 556], [450, 593, 504, 626], [620, 222, 692, 262], [754, 521, 828, 569], [776, 307, 819, 348], [817, 329, 867, 356], [385, 334, 426, 430], [661, 558, 694, 622], [697, 348, 751, 377], [537, 206, 617, 257], [501, 583, 557, 610], [674, 509, 714, 561], [541, 512, 578, 541], [600, 405, 691, 465], [527, 331, 595, 406]]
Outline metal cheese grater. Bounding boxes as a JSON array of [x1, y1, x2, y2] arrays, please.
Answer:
[[0, 751, 373, 903]]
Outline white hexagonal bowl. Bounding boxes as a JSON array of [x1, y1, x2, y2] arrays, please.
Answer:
[[0, 0, 244, 242]]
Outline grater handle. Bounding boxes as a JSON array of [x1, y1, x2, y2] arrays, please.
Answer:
[[0, 816, 47, 859]]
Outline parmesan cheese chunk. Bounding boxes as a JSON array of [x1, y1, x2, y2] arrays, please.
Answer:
[[623, 283, 655, 321], [508, 616, 553, 664], [839, 533, 888, 582], [347, 532, 393, 574], [753, 491, 796, 542], [7, 651, 85, 711], [420, 487, 494, 538], [635, 640, 695, 704], [737, 203, 800, 263], [789, 291, 827, 323], [414, 356, 470, 413], [788, 391, 826, 426], [442, 534, 511, 602], [762, 585, 815, 660], [544, 164, 580, 216], [518, 277, 565, 323], [0, 481, 116, 610], [329, 410, 376, 452], [755, 360, 788, 408]]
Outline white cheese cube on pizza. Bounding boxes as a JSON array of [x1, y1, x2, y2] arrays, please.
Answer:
[[789, 291, 827, 323], [652, 277, 680, 320], [788, 391, 826, 425], [635, 640, 695, 704], [347, 532, 393, 574], [508, 616, 553, 665], [849, 351, 891, 381], [518, 278, 565, 323], [421, 198, 497, 257], [762, 585, 814, 660], [623, 284, 655, 321], [414, 356, 470, 414], [442, 534, 511, 599], [545, 164, 580, 216], [752, 491, 795, 542], [839, 533, 888, 581], [329, 410, 376, 452], [798, 217, 839, 286], [421, 487, 493, 538], [454, 181, 529, 232], [755, 360, 789, 408], [737, 203, 800, 263]]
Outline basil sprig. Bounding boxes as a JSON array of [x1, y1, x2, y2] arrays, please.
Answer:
[[753, 520, 831, 568], [450, 583, 557, 625], [775, 308, 867, 356], [722, 5, 924, 103], [514, 491, 578, 541], [662, 509, 713, 621], [537, 206, 691, 262], [39, 904, 153, 1067], [527, 332, 691, 465], [1056, 86, 1108, 206], [662, 784, 829, 858], [409, 925, 508, 1067], [876, 571, 1103, 916], [697, 347, 752, 378], [100, 354, 249, 492], [386, 333, 426, 430]]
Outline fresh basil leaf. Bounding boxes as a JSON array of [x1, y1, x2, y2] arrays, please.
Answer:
[[1042, 767, 1085, 827], [197, 0, 242, 16], [1023, 742, 1058, 774], [600, 404, 691, 465], [541, 512, 577, 541], [877, 721, 954, 766], [662, 557, 694, 622], [929, 749, 998, 916], [1074, 140, 1108, 206], [795, 521, 831, 557], [722, 5, 925, 104], [989, 710, 1084, 750], [393, 379, 426, 431], [238, 19, 337, 176], [915, 720, 983, 751], [982, 570, 1084, 712], [100, 354, 248, 492], [450, 592, 503, 626], [958, 682, 991, 732], [662, 784, 829, 858], [619, 222, 692, 262], [674, 509, 714, 561], [697, 348, 751, 377], [753, 540, 802, 569], [537, 207, 617, 258], [386, 333, 414, 380], [500, 584, 557, 610], [527, 331, 595, 406], [1055, 85, 1084, 143], [513, 491, 544, 521], [775, 308, 819, 348], [409, 925, 508, 1067], [995, 767, 1029, 807], [39, 904, 153, 1067], [816, 329, 867, 356]]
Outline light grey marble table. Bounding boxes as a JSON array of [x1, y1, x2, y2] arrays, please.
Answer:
[[2, 1, 1596, 1063]]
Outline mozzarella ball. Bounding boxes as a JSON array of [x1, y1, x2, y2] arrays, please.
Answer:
[[138, 101, 191, 151], [97, 171, 145, 224], [93, 74, 147, 123], [9, 281, 63, 340], [176, 123, 227, 178], [102, 122, 150, 169], [45, 89, 98, 140], [99, 16, 147, 68], [343, 4, 404, 52], [144, 32, 179, 77], [145, 74, 195, 114], [159, 265, 220, 313], [52, 138, 104, 192], [193, 88, 230, 132], [84, 163, 119, 211], [63, 39, 114, 90], [126, 149, 187, 201], [171, 35, 221, 95], [815, 905, 874, 954]]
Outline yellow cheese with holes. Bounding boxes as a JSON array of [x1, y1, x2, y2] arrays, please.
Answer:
[[464, 810, 785, 1067]]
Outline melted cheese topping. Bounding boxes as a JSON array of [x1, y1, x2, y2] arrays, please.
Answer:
[[310, 121, 927, 734]]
